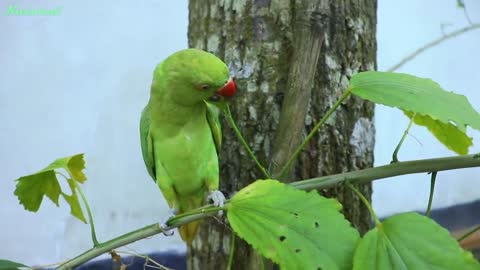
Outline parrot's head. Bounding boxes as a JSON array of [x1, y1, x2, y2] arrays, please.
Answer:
[[152, 48, 236, 108]]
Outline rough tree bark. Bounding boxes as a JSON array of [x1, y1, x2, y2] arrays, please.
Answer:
[[188, 0, 376, 269]]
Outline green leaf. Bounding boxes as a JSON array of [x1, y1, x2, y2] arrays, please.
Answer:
[[14, 153, 87, 223], [14, 170, 61, 211], [404, 111, 473, 155], [43, 153, 86, 183], [350, 71, 480, 153], [457, 0, 465, 8], [0, 259, 29, 270], [62, 178, 87, 223], [353, 212, 480, 270], [227, 179, 360, 270]]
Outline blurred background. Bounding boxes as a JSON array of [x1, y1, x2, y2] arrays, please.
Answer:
[[0, 0, 479, 266]]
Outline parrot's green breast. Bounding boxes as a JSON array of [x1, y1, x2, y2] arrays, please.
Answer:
[[149, 105, 218, 196]]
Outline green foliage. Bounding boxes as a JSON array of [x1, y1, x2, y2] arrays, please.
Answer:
[[350, 71, 480, 154], [63, 178, 88, 223], [14, 170, 61, 211], [353, 212, 480, 270], [14, 153, 87, 223], [227, 179, 360, 270], [8, 71, 480, 269], [0, 260, 28, 270], [404, 111, 472, 154]]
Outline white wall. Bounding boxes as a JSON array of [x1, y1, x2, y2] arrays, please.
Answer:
[[374, 0, 480, 217], [0, 0, 189, 265], [0, 0, 479, 266]]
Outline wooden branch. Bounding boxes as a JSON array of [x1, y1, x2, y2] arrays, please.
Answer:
[[270, 1, 327, 179]]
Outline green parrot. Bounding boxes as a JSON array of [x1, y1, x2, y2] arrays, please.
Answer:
[[140, 49, 236, 245]]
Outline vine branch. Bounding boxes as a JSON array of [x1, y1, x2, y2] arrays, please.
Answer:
[[291, 153, 480, 190], [56, 153, 480, 269], [56, 206, 223, 270]]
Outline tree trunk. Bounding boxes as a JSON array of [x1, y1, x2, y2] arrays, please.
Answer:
[[187, 0, 376, 269]]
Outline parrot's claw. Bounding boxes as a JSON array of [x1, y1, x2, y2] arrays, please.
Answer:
[[160, 208, 177, 237], [208, 190, 226, 207], [160, 222, 174, 236], [208, 190, 226, 216]]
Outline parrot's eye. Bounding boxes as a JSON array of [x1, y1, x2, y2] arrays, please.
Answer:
[[209, 94, 221, 102], [199, 84, 210, 91]]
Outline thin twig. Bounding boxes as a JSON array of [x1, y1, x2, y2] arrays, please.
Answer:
[[227, 232, 236, 270], [225, 105, 271, 179], [425, 171, 437, 217], [347, 183, 381, 226], [56, 172, 99, 246], [458, 224, 480, 242], [387, 24, 480, 72], [458, 1, 473, 25], [74, 181, 99, 246], [392, 113, 415, 163], [277, 89, 352, 178], [116, 250, 172, 270]]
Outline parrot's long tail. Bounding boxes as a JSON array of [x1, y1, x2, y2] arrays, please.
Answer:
[[179, 221, 201, 246], [177, 195, 204, 246]]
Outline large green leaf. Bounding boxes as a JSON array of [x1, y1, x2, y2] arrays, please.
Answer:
[[227, 179, 360, 270], [350, 71, 480, 153], [353, 212, 480, 270], [14, 153, 87, 223], [404, 111, 472, 155], [0, 259, 28, 270]]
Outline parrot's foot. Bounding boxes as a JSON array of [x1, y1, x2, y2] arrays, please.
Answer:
[[160, 222, 174, 236], [160, 208, 177, 237], [208, 190, 226, 207], [208, 190, 226, 216]]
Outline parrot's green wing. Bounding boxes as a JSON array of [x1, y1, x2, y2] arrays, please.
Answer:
[[140, 104, 156, 181], [205, 102, 222, 152]]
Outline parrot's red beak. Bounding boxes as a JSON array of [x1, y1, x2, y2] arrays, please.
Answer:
[[217, 78, 236, 97]]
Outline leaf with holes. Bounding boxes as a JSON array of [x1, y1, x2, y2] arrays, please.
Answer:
[[350, 71, 480, 154], [227, 179, 360, 270], [14, 153, 87, 223], [353, 212, 480, 270]]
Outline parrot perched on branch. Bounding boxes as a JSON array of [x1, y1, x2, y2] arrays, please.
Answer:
[[140, 49, 236, 245]]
